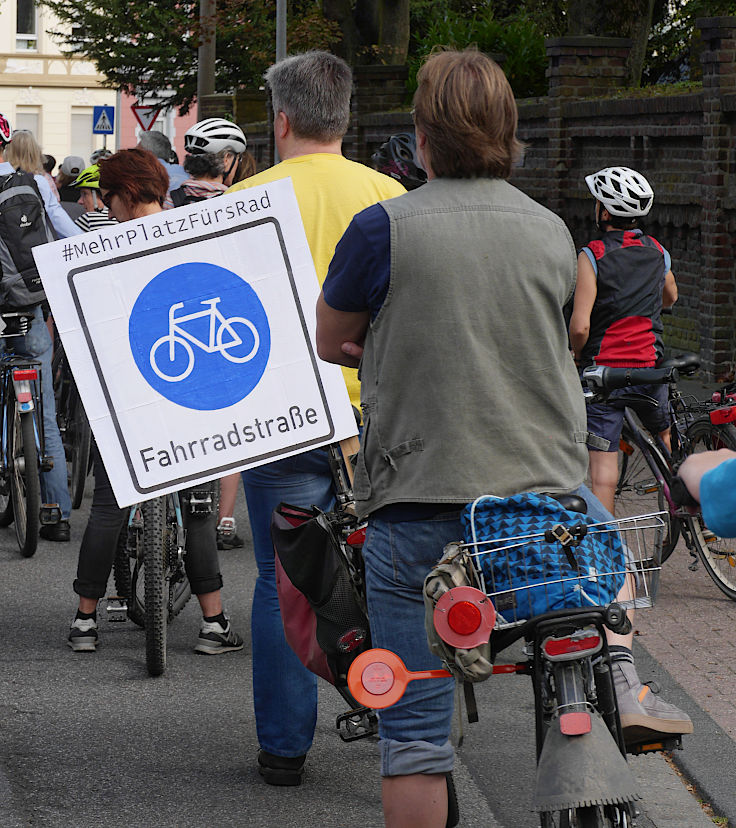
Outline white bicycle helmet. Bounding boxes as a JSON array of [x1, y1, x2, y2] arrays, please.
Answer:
[[184, 118, 247, 155], [584, 167, 654, 217]]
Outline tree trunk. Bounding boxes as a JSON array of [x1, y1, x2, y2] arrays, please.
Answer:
[[323, 0, 361, 62]]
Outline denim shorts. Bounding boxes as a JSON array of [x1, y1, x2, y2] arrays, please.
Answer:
[[586, 382, 670, 452]]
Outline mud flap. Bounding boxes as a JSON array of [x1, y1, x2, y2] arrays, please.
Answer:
[[534, 713, 641, 812]]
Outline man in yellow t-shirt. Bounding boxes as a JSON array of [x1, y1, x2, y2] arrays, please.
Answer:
[[227, 50, 404, 787]]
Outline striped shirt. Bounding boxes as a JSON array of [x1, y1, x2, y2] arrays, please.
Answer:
[[75, 209, 117, 232]]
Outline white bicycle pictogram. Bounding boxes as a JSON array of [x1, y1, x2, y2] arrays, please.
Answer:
[[149, 297, 261, 383]]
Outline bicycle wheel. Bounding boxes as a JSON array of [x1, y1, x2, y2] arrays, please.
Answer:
[[541, 806, 616, 827], [142, 497, 168, 676], [616, 422, 680, 562], [684, 419, 736, 601], [68, 389, 92, 509], [113, 511, 145, 628], [9, 406, 41, 558]]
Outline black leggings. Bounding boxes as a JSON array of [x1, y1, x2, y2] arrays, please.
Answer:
[[73, 448, 223, 600]]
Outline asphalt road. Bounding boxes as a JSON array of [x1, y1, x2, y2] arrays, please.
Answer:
[[0, 482, 724, 827]]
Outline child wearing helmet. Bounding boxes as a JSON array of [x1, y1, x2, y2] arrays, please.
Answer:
[[569, 166, 679, 515], [71, 164, 117, 231]]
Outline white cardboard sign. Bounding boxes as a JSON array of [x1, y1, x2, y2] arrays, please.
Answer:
[[34, 178, 358, 506]]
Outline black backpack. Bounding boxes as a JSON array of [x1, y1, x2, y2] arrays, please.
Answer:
[[170, 186, 207, 208], [0, 169, 56, 308]]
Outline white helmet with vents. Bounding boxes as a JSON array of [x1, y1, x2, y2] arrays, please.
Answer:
[[184, 118, 247, 155], [585, 166, 654, 217]]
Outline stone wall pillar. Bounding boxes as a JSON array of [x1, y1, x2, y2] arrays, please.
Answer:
[[544, 36, 632, 217], [698, 17, 736, 379]]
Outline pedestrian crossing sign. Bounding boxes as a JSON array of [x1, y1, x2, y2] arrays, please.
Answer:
[[93, 106, 115, 134]]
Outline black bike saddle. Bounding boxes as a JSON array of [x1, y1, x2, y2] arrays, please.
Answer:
[[659, 353, 700, 376]]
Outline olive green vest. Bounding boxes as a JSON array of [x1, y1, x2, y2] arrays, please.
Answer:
[[354, 177, 588, 517]]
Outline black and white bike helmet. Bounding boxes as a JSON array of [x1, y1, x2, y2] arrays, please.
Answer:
[[371, 133, 427, 190], [184, 118, 247, 155], [0, 113, 12, 146], [585, 167, 654, 217]]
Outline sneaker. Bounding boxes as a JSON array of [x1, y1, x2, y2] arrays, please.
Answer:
[[194, 619, 244, 655], [216, 517, 244, 551], [68, 617, 98, 652], [257, 749, 306, 786], [612, 659, 693, 743], [40, 520, 70, 543]]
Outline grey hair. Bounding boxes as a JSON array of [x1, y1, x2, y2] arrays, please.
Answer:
[[184, 152, 225, 178], [265, 51, 352, 142], [138, 130, 172, 161]]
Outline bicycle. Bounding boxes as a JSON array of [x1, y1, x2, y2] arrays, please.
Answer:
[[149, 297, 260, 382], [596, 355, 736, 600], [51, 334, 92, 509], [110, 485, 215, 676], [0, 310, 55, 557]]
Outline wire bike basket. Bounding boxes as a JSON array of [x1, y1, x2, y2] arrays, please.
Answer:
[[459, 504, 666, 629]]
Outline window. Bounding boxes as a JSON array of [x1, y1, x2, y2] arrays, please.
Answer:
[[15, 109, 40, 141], [70, 111, 94, 166], [16, 0, 38, 50]]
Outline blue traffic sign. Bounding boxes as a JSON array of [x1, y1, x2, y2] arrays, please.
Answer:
[[92, 105, 115, 134]]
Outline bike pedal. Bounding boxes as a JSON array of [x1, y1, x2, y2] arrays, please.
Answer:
[[336, 706, 379, 742], [626, 734, 683, 755], [104, 596, 129, 622], [39, 504, 62, 525], [186, 490, 214, 515], [105, 599, 129, 622], [41, 455, 54, 472]]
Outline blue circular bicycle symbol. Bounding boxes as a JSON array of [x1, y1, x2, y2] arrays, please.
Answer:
[[129, 262, 271, 410]]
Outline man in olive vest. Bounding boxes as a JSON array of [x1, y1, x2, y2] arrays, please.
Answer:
[[317, 49, 692, 828]]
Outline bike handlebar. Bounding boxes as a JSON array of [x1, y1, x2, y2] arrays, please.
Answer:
[[583, 365, 679, 396]]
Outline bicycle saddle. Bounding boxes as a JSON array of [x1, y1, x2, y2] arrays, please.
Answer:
[[548, 493, 588, 515], [659, 353, 700, 376]]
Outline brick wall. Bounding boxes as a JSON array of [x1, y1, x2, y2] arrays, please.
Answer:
[[212, 17, 736, 379]]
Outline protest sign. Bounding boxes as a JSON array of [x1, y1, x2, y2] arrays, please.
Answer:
[[34, 178, 358, 506]]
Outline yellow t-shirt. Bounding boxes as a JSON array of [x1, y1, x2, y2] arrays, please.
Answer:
[[228, 153, 405, 406]]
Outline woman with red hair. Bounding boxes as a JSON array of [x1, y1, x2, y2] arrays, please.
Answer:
[[68, 148, 243, 657]]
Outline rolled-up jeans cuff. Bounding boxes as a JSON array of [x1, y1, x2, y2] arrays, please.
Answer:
[[380, 738, 454, 777]]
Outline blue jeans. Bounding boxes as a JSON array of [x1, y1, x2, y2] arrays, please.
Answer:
[[6, 307, 71, 520], [242, 448, 334, 757], [363, 484, 613, 777]]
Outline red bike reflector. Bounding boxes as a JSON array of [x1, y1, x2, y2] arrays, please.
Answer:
[[361, 661, 395, 695], [447, 601, 482, 635], [337, 627, 366, 653], [13, 369, 37, 381], [543, 633, 601, 657], [710, 406, 736, 426], [619, 439, 634, 456], [559, 711, 592, 736], [16, 392, 32, 404], [346, 526, 366, 547]]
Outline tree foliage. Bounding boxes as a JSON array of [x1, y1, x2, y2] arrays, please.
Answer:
[[39, 0, 338, 113]]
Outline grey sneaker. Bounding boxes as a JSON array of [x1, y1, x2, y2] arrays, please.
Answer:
[[613, 659, 693, 742], [194, 619, 244, 655], [68, 617, 98, 652]]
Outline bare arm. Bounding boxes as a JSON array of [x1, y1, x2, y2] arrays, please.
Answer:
[[568, 251, 598, 362], [315, 293, 370, 369], [662, 269, 678, 308]]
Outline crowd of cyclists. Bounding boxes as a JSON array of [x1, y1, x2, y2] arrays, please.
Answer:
[[1, 44, 735, 828]]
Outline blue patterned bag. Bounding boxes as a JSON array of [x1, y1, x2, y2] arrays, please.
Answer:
[[460, 492, 625, 622]]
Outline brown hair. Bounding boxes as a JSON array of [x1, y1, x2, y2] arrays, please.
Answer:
[[232, 150, 257, 183], [413, 49, 522, 180], [98, 148, 169, 207]]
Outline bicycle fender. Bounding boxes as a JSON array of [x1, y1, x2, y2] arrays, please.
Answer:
[[533, 712, 640, 812]]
